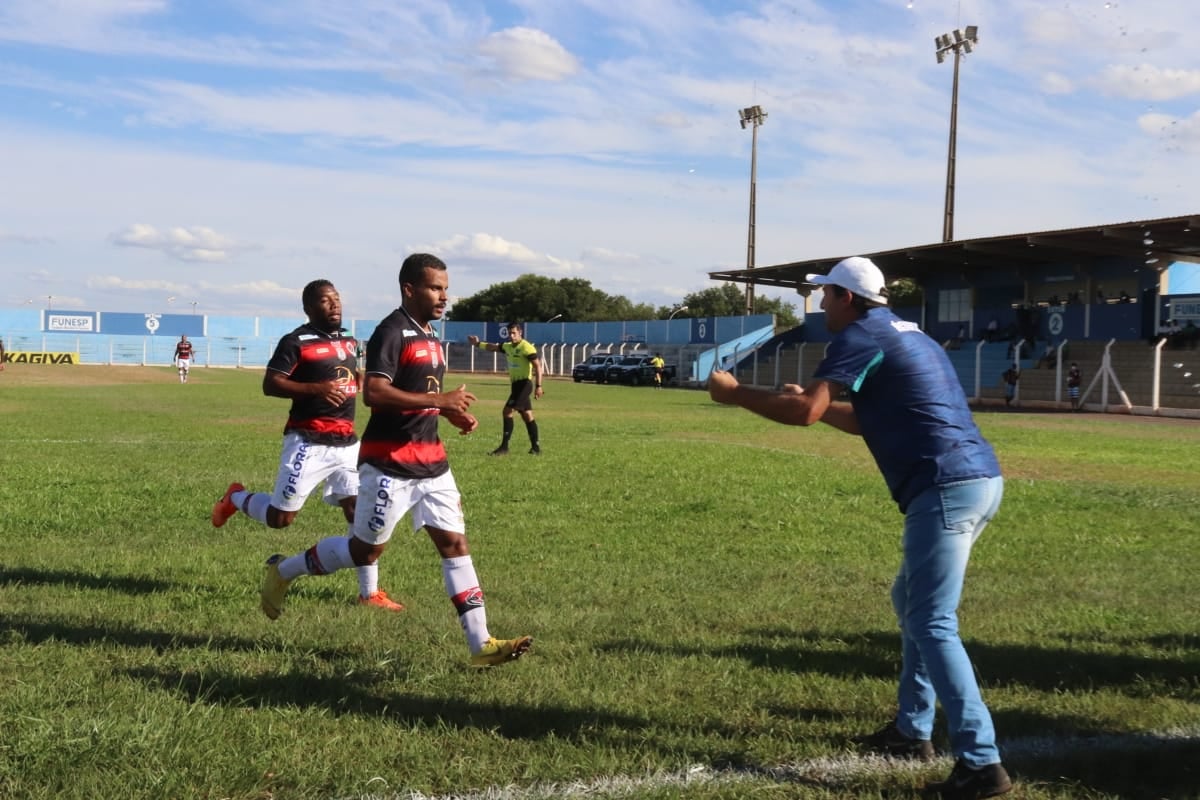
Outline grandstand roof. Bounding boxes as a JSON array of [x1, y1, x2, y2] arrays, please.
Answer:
[[709, 214, 1200, 292]]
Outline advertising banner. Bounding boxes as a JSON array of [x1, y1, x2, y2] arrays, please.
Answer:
[[5, 351, 79, 364], [46, 312, 97, 332]]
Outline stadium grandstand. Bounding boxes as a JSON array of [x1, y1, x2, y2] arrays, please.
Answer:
[[709, 214, 1200, 417]]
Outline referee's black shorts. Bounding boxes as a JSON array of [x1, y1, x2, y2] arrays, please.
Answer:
[[505, 379, 535, 411]]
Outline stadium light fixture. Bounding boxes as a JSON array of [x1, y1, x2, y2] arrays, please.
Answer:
[[46, 295, 53, 310], [738, 104, 767, 315], [935, 25, 979, 242], [669, 305, 690, 320], [545, 313, 563, 323], [190, 300, 199, 315]]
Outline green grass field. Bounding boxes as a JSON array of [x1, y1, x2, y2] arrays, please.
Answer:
[[1, 365, 1198, 799]]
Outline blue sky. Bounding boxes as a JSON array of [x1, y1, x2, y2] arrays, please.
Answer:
[[2, 0, 1199, 319]]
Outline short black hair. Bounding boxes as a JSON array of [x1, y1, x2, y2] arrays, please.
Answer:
[[509, 322, 524, 333], [399, 253, 447, 286], [829, 283, 887, 312], [302, 279, 335, 310]]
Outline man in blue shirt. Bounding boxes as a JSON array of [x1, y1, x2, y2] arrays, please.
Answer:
[[708, 256, 1010, 800]]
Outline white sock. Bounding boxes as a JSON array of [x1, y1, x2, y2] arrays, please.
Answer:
[[442, 555, 489, 652], [278, 536, 353, 581], [231, 491, 271, 524], [357, 563, 379, 598], [352, 524, 379, 597]]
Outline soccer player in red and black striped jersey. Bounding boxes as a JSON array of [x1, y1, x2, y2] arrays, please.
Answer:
[[212, 279, 403, 612], [173, 335, 194, 383], [257, 254, 532, 667]]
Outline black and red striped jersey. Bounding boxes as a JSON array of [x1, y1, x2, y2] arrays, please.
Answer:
[[266, 323, 358, 445], [174, 340, 194, 359], [359, 308, 448, 479]]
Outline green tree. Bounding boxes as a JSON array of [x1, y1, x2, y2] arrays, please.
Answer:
[[680, 283, 799, 327], [448, 275, 655, 323], [886, 277, 922, 308]]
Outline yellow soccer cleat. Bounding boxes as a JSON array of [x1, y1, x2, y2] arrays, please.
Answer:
[[470, 635, 533, 667], [259, 554, 292, 620]]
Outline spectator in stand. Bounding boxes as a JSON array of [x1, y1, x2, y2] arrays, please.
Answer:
[[983, 317, 999, 343], [1036, 342, 1056, 370], [1168, 319, 1183, 348], [1002, 366, 1020, 408], [1154, 320, 1172, 346], [1067, 362, 1082, 412], [1182, 320, 1199, 349]]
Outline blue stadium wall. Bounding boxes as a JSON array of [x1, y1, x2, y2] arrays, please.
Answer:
[[0, 308, 774, 367]]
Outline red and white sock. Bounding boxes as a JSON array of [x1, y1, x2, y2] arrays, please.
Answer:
[[443, 556, 489, 652]]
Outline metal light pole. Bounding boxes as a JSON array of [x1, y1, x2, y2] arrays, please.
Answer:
[[668, 305, 689, 320], [936, 25, 977, 243], [190, 300, 198, 315], [545, 314, 563, 323], [739, 104, 767, 315]]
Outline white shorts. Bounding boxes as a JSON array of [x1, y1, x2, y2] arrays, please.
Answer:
[[353, 463, 465, 546], [177, 358, 191, 370], [271, 431, 360, 512]]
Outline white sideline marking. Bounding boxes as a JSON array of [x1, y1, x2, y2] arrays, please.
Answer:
[[337, 725, 1200, 800]]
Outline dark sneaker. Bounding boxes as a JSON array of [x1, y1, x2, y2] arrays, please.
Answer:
[[923, 759, 1012, 799], [489, 447, 510, 456], [528, 446, 541, 455], [853, 719, 935, 761]]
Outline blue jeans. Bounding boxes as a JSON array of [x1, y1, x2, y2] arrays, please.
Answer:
[[891, 476, 1004, 767]]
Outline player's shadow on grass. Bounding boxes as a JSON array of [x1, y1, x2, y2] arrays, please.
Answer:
[[0, 565, 175, 594], [0, 613, 351, 660], [598, 627, 1200, 697], [124, 664, 662, 746]]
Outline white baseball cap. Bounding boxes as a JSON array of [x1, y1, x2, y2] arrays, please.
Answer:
[[806, 256, 889, 305]]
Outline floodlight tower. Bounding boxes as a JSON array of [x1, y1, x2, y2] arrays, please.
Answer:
[[739, 104, 767, 315], [935, 25, 978, 243]]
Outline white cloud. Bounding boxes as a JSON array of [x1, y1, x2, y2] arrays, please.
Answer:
[[1039, 72, 1074, 95], [420, 232, 585, 275], [88, 275, 190, 293], [0, 230, 52, 244], [1099, 64, 1200, 101], [1138, 110, 1200, 152], [476, 27, 579, 82], [109, 223, 247, 263]]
